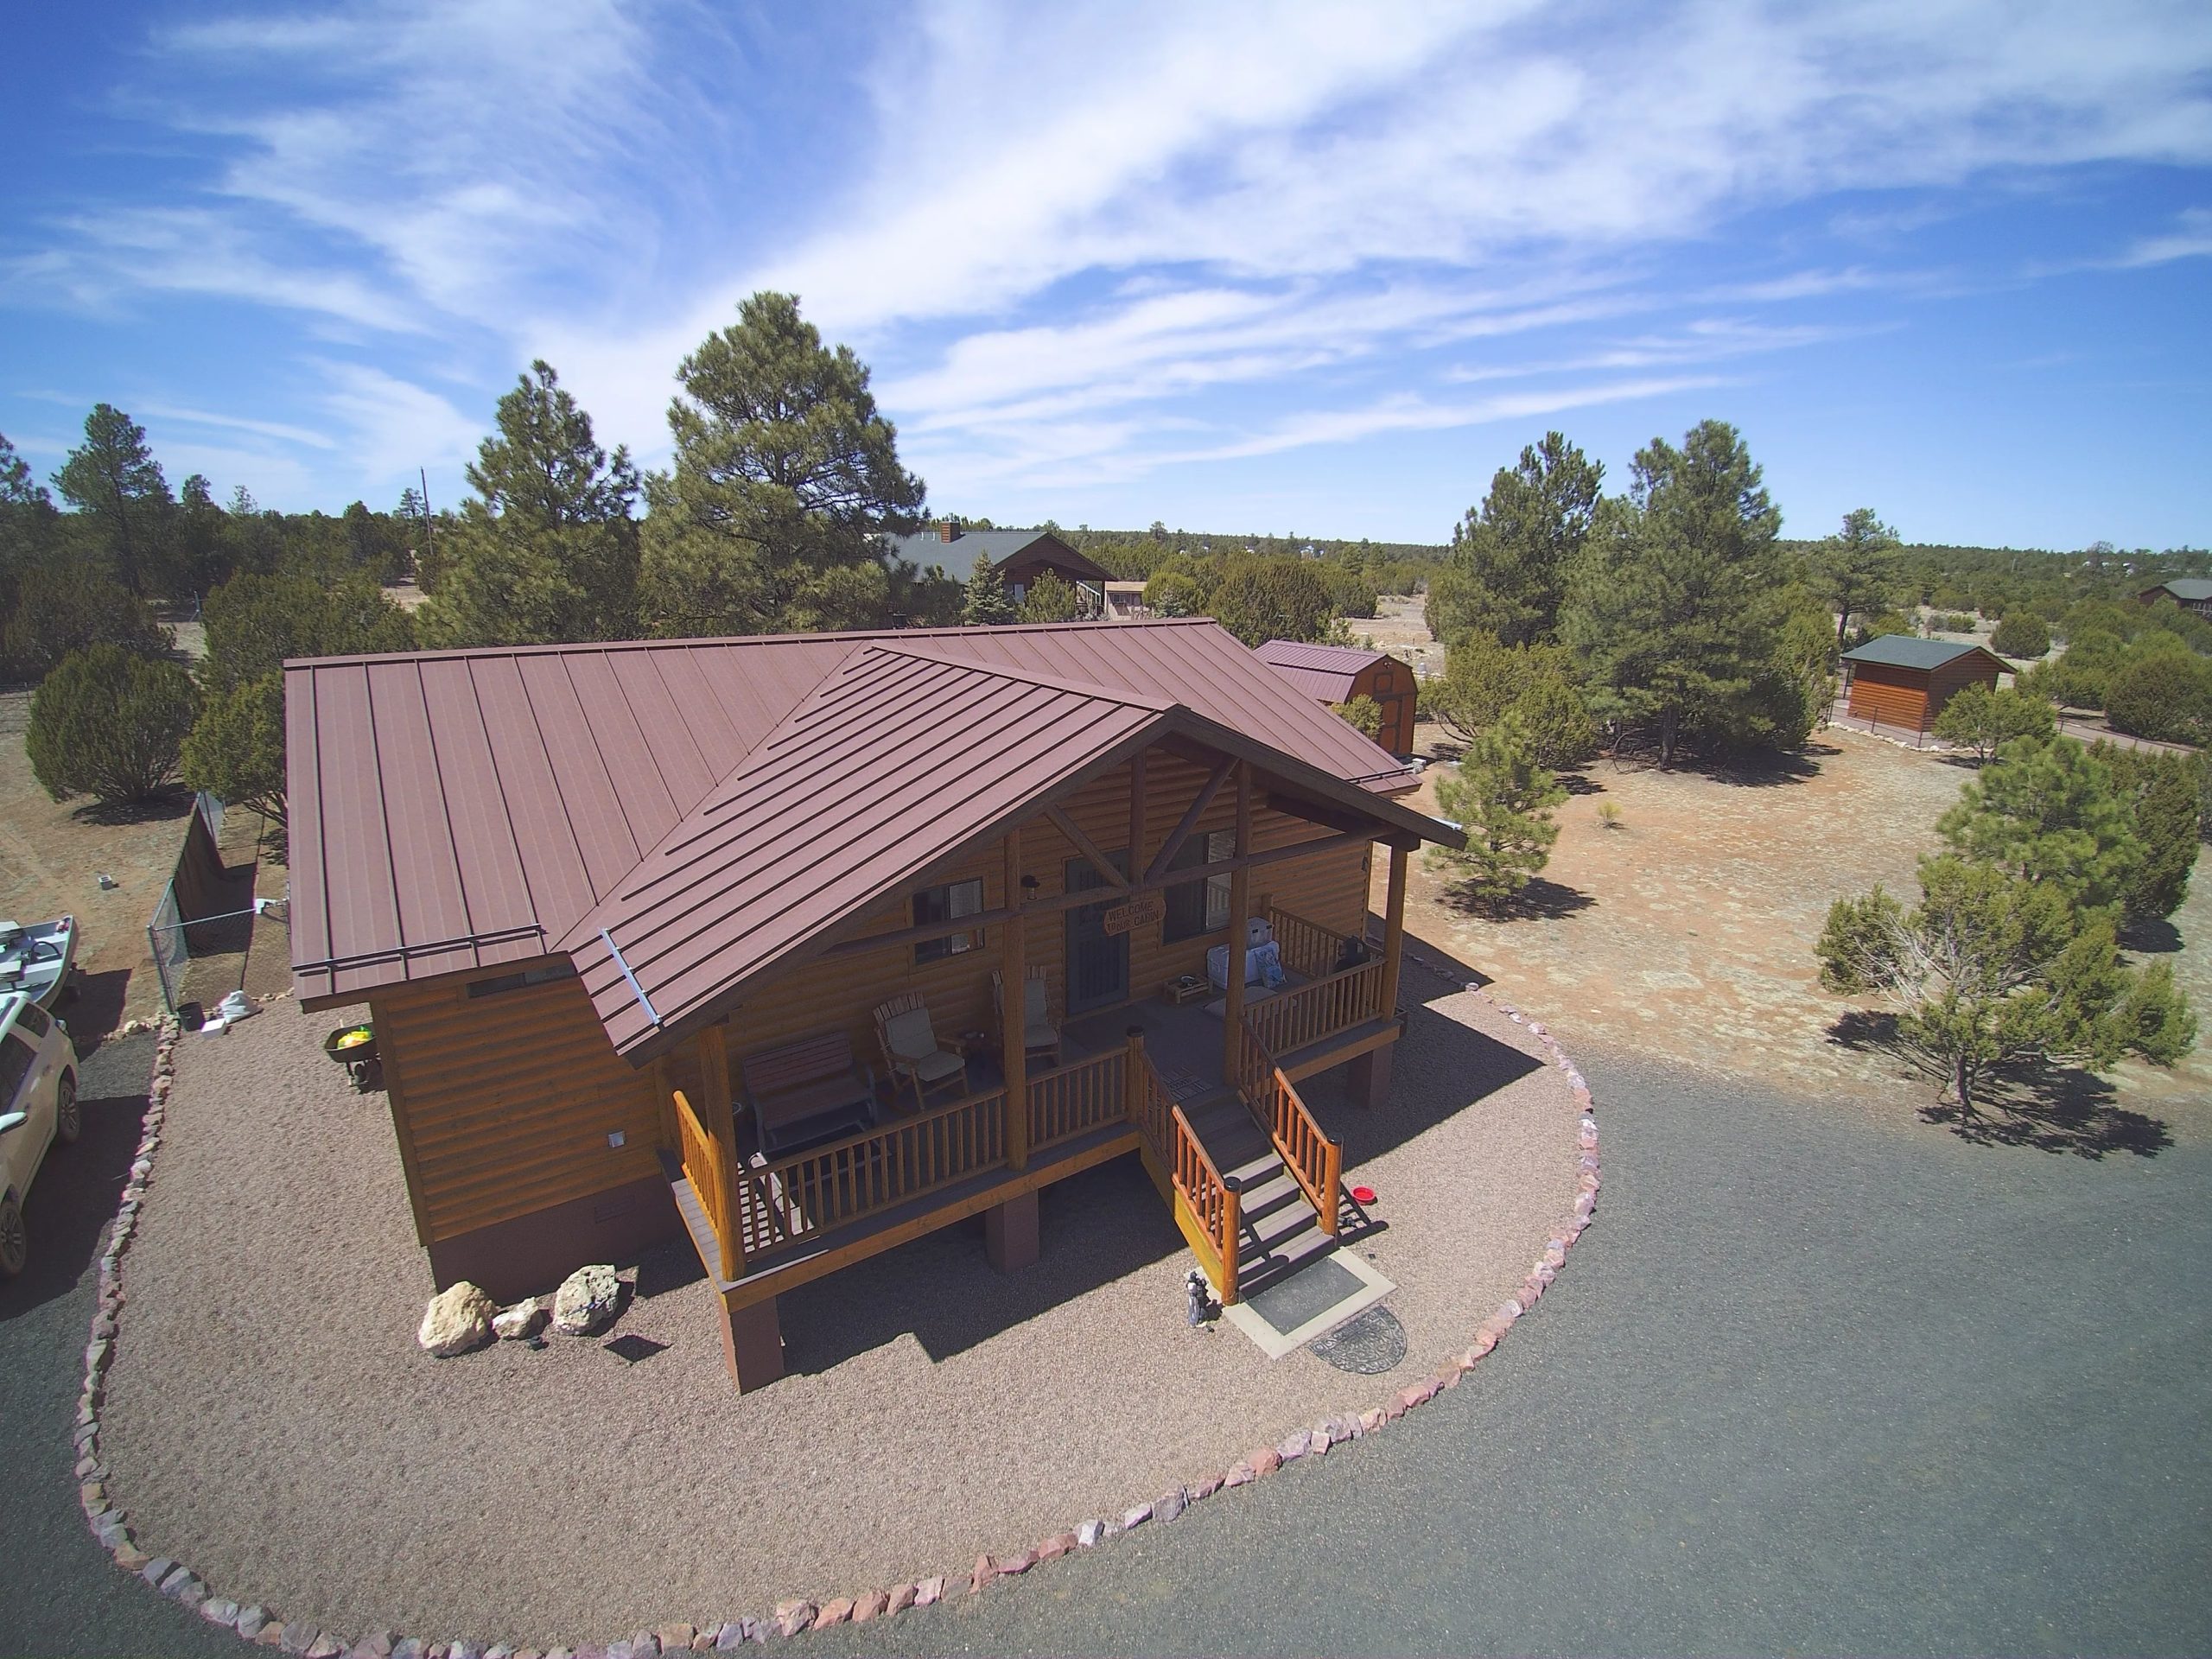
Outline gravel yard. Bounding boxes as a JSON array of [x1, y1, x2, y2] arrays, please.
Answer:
[[98, 976, 1578, 1648]]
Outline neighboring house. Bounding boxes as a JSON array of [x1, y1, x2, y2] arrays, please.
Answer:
[[891, 523, 1113, 616], [285, 620, 1459, 1391], [1253, 639, 1419, 757], [1839, 635, 2012, 732], [2137, 578, 2212, 618]]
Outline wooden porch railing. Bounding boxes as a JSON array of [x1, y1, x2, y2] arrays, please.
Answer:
[[1170, 1101, 1242, 1301], [1265, 899, 1363, 982], [1246, 958, 1387, 1060], [1028, 1047, 1126, 1153], [733, 1087, 1007, 1264], [1236, 1018, 1342, 1239], [673, 1087, 742, 1281]]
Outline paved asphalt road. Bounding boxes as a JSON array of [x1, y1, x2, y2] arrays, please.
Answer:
[[4, 1039, 2208, 1656]]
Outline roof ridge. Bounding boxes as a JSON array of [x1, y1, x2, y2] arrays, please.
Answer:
[[283, 617, 1214, 672], [867, 640, 1177, 714]]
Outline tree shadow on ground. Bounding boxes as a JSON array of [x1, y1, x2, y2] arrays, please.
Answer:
[[1437, 875, 1595, 923], [68, 787, 195, 828], [1824, 1011, 2172, 1159], [2120, 917, 2183, 956], [1556, 771, 1605, 797], [1602, 740, 1833, 788]]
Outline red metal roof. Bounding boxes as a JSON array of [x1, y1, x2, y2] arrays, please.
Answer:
[[286, 619, 1425, 1009], [1254, 638, 1389, 702]]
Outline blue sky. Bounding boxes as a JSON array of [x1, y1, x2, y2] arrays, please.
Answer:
[[4, 1, 2209, 549]]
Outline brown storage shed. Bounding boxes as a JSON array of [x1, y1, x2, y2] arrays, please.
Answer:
[[1840, 635, 2012, 732], [1253, 640, 1419, 756]]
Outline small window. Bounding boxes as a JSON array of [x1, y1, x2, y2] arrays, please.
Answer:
[[914, 878, 984, 963], [0, 1032, 34, 1109], [1162, 830, 1235, 942], [466, 960, 579, 999], [13, 1001, 49, 1038]]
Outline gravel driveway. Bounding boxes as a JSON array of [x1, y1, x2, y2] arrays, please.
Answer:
[[94, 983, 1576, 1648]]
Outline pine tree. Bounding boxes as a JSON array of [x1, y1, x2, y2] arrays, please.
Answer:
[[53, 404, 175, 597], [1808, 507, 1901, 647], [418, 360, 641, 647], [960, 553, 1015, 625], [1558, 420, 1789, 765], [1427, 431, 1602, 647], [639, 292, 925, 636], [1019, 571, 1084, 622], [2091, 741, 2205, 922], [1427, 715, 1567, 909], [26, 645, 199, 807], [1936, 735, 2140, 912]]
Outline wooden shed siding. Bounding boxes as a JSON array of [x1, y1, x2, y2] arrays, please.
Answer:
[[376, 744, 1370, 1245], [1925, 652, 2001, 717], [1845, 662, 1931, 729]]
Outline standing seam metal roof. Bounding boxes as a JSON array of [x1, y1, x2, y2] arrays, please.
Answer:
[[286, 620, 1418, 1006], [1839, 635, 2012, 672]]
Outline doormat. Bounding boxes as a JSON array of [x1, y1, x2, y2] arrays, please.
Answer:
[[1160, 1071, 1211, 1101], [1221, 1247, 1395, 1360], [1307, 1305, 1408, 1374]]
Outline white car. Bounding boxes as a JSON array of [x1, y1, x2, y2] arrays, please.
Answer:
[[0, 989, 80, 1278]]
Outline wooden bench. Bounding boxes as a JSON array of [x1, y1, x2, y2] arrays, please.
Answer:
[[738, 1032, 878, 1158]]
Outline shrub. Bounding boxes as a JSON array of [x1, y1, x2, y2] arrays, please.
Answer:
[[1332, 695, 1383, 740], [2091, 742, 2205, 921], [1852, 610, 1916, 647], [3, 560, 172, 682], [2105, 647, 2212, 746], [181, 672, 288, 828], [1931, 683, 2056, 763], [1018, 571, 1084, 622], [1990, 613, 2052, 658], [1940, 613, 1977, 634], [1427, 715, 1567, 909], [27, 645, 198, 807]]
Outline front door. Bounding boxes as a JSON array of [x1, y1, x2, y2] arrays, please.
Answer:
[[1065, 854, 1131, 1014]]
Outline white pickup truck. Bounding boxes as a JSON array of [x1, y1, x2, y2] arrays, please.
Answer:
[[0, 990, 81, 1277]]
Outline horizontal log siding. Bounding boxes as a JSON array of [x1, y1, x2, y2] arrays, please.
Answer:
[[715, 747, 1372, 1066], [372, 970, 661, 1243], [1845, 662, 1931, 730], [1924, 653, 2000, 720], [373, 741, 1383, 1248]]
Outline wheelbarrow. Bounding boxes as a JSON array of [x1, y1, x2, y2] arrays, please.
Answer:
[[323, 1023, 383, 1092]]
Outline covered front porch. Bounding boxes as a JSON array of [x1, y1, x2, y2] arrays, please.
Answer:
[[659, 862, 1414, 1393]]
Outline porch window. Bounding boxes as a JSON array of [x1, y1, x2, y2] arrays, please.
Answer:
[[1162, 830, 1234, 942], [913, 877, 984, 963]]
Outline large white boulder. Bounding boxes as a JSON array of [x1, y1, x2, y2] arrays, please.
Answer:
[[417, 1281, 496, 1357], [551, 1263, 621, 1335]]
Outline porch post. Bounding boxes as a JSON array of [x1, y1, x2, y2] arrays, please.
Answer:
[[1128, 748, 1147, 876], [1001, 827, 1028, 1173], [696, 1022, 743, 1281], [1221, 762, 1251, 1090], [720, 1290, 785, 1393], [651, 1054, 677, 1153], [1381, 840, 1408, 1021]]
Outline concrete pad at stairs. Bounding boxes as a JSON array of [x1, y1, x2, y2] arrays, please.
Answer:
[[1222, 1248, 1395, 1359]]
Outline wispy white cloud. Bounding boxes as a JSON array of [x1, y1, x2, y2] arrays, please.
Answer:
[[308, 361, 482, 488], [135, 401, 340, 450], [2113, 206, 2212, 265]]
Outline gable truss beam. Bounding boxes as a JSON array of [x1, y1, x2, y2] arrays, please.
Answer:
[[1141, 757, 1235, 884], [1045, 805, 1130, 893]]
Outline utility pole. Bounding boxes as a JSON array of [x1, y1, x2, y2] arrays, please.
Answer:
[[416, 467, 436, 586]]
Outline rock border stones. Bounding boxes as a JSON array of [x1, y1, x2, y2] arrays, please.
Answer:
[[80, 969, 1599, 1649]]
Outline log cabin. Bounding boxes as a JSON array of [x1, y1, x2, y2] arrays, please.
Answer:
[[1839, 635, 2012, 733], [893, 523, 1114, 616], [284, 620, 1460, 1390], [2136, 578, 2212, 619], [1253, 639, 1420, 756]]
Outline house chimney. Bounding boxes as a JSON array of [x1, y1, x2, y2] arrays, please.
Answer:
[[938, 519, 959, 542]]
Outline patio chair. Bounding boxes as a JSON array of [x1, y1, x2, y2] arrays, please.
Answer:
[[992, 965, 1062, 1070], [873, 992, 969, 1111]]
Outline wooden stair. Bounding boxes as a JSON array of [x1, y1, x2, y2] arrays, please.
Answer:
[[1178, 1092, 1336, 1300]]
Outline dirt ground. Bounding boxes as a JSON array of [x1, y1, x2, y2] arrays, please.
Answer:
[[100, 982, 1579, 1644], [1387, 717, 2212, 1152], [1343, 594, 1443, 679], [0, 691, 290, 1035]]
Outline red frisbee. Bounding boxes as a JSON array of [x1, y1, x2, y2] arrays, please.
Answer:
[[1351, 1185, 1377, 1205]]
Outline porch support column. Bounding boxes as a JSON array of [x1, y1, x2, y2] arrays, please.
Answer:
[[696, 1021, 742, 1281], [1350, 1045, 1395, 1113], [1221, 762, 1251, 1090], [1381, 840, 1408, 1020], [719, 1291, 785, 1393], [985, 1189, 1040, 1273], [1001, 827, 1028, 1173]]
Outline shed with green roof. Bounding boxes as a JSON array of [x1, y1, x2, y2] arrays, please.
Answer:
[[1839, 635, 2012, 732]]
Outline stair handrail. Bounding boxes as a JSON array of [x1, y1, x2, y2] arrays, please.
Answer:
[[1236, 1016, 1342, 1237], [1169, 1101, 1242, 1299]]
